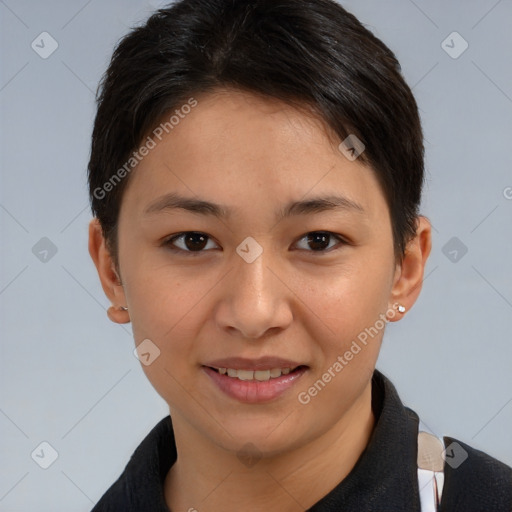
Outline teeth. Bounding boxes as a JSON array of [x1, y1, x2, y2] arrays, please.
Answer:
[[214, 366, 298, 381], [237, 369, 254, 381]]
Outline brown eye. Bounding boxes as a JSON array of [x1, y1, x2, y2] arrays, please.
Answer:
[[295, 231, 345, 252], [165, 232, 218, 252]]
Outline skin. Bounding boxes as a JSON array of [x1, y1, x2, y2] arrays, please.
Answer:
[[89, 88, 431, 511]]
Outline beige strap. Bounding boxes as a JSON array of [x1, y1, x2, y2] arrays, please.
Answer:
[[417, 430, 445, 511]]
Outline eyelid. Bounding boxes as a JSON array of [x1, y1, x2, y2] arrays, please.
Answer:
[[164, 232, 221, 253], [293, 231, 347, 252]]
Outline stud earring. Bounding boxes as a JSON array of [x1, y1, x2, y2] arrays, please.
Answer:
[[119, 306, 128, 312], [395, 303, 406, 313]]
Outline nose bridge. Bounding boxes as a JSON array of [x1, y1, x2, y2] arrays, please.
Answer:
[[218, 244, 292, 339], [237, 250, 270, 299]]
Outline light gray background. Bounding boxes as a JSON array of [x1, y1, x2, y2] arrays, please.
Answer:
[[1, 0, 511, 510]]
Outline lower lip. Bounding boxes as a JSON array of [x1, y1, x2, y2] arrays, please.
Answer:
[[202, 366, 308, 403]]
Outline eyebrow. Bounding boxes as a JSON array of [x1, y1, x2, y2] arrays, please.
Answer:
[[143, 192, 365, 219]]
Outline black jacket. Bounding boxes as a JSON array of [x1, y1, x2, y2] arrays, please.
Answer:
[[91, 370, 512, 511]]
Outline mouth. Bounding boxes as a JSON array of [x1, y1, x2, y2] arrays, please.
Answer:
[[204, 365, 307, 381], [201, 364, 309, 403]]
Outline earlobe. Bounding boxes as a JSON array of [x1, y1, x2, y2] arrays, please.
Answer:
[[387, 216, 432, 321], [88, 218, 130, 324], [106, 305, 130, 324]]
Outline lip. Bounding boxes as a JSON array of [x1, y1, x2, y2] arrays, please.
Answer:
[[202, 365, 309, 403], [203, 356, 304, 371]]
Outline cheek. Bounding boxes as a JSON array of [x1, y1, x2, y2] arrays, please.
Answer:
[[292, 268, 388, 411], [128, 286, 205, 408], [299, 257, 393, 337], [293, 261, 393, 404], [125, 257, 216, 335], [123, 265, 212, 384]]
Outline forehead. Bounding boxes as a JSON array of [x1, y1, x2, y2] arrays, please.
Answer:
[[174, 88, 341, 155], [121, 89, 388, 223]]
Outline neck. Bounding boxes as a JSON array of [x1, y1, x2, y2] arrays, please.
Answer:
[[164, 380, 375, 512]]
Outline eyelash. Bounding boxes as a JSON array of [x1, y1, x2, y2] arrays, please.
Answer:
[[162, 231, 348, 255]]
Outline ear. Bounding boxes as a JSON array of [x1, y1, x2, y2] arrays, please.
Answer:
[[88, 218, 130, 324], [387, 216, 432, 322]]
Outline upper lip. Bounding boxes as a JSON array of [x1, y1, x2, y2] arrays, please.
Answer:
[[203, 356, 306, 371]]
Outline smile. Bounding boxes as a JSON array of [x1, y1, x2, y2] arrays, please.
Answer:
[[209, 366, 302, 381], [202, 365, 308, 403]]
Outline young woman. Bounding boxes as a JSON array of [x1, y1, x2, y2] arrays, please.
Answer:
[[87, 0, 512, 510]]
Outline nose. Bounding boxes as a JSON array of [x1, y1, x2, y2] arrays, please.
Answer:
[[215, 250, 293, 340]]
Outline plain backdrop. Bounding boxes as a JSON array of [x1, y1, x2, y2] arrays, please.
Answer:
[[1, 0, 511, 510]]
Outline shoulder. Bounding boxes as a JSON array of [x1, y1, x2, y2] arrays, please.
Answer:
[[91, 416, 174, 512], [440, 436, 512, 511]]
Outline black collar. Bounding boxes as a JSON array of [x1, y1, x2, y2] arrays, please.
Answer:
[[92, 369, 423, 511], [309, 369, 421, 510]]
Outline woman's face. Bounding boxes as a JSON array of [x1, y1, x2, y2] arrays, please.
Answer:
[[99, 89, 411, 455]]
